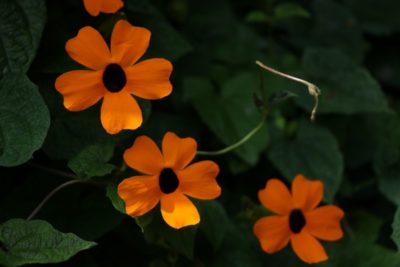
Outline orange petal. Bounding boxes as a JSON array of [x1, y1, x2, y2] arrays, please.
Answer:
[[118, 175, 161, 216], [160, 192, 200, 229], [100, 92, 142, 134], [305, 205, 344, 241], [55, 70, 105, 111], [101, 0, 124, 14], [66, 26, 110, 70], [123, 136, 164, 175], [258, 179, 293, 215], [177, 160, 220, 200], [83, 0, 101, 16], [110, 20, 151, 67], [162, 132, 197, 170], [290, 230, 328, 264], [125, 59, 173, 99], [253, 215, 291, 254], [292, 174, 323, 211]]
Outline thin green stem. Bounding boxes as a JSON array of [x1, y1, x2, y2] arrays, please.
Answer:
[[28, 162, 105, 186], [28, 162, 79, 181], [197, 114, 267, 156], [26, 162, 112, 220], [26, 180, 83, 221]]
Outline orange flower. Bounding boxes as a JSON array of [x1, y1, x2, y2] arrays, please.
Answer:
[[55, 20, 173, 134], [83, 0, 124, 16], [118, 132, 221, 229], [253, 174, 344, 264]]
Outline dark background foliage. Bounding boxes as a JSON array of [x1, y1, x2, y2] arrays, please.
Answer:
[[1, 0, 400, 266]]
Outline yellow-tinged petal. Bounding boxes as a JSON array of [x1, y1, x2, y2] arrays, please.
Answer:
[[66, 26, 110, 70], [292, 174, 323, 211], [290, 230, 328, 264], [126, 58, 173, 99], [305, 205, 344, 241], [123, 136, 164, 175], [118, 175, 161, 216], [55, 70, 105, 111], [253, 215, 291, 254], [162, 132, 197, 170], [100, 91, 142, 134], [111, 20, 151, 67], [160, 192, 200, 229], [258, 179, 293, 215], [177, 160, 220, 200]]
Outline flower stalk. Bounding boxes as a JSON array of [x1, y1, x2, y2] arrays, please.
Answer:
[[196, 112, 267, 156], [255, 60, 321, 121], [26, 180, 83, 220]]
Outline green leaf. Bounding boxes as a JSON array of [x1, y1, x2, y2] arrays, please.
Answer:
[[373, 115, 400, 205], [321, 211, 400, 267], [205, 222, 262, 267], [0, 219, 96, 267], [42, 109, 114, 160], [196, 200, 230, 251], [183, 74, 268, 166], [210, 250, 262, 267], [125, 0, 192, 61], [0, 73, 50, 167], [310, 0, 364, 62], [273, 3, 310, 20], [138, 209, 197, 259], [392, 207, 400, 251], [268, 120, 343, 202], [322, 114, 400, 169], [345, 0, 400, 35], [214, 25, 259, 66], [106, 182, 126, 214], [68, 144, 116, 179], [0, 0, 46, 75], [245, 11, 271, 23], [298, 48, 390, 114]]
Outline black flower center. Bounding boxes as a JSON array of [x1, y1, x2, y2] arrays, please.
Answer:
[[159, 168, 179, 194], [102, 63, 127, 93], [289, 209, 306, 234]]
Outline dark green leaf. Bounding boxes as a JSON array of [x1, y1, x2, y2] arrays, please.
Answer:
[[106, 183, 126, 215], [310, 0, 364, 62], [298, 48, 390, 114], [273, 3, 310, 20], [0, 219, 96, 267], [68, 144, 116, 179], [321, 212, 400, 267], [345, 0, 400, 35], [184, 74, 268, 166], [268, 121, 343, 202], [125, 0, 192, 61], [0, 0, 46, 75], [138, 209, 197, 259], [206, 222, 262, 267], [245, 11, 271, 23], [373, 115, 400, 205], [42, 109, 113, 160], [214, 25, 259, 66], [0, 73, 50, 167], [196, 200, 230, 251], [392, 207, 400, 251]]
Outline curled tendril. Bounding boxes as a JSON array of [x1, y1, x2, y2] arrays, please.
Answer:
[[255, 60, 321, 121]]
